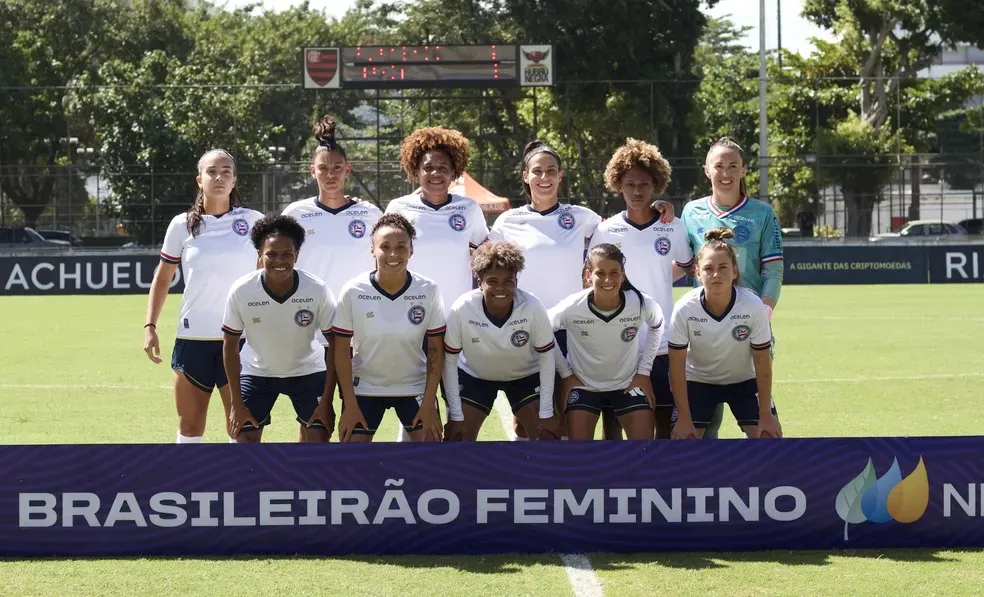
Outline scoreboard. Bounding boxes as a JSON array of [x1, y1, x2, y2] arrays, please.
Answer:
[[302, 44, 554, 90]]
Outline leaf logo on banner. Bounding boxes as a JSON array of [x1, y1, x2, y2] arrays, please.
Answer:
[[886, 457, 929, 523], [835, 458, 877, 541]]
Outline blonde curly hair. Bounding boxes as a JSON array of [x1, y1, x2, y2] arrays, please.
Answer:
[[399, 126, 471, 182], [604, 138, 672, 195]]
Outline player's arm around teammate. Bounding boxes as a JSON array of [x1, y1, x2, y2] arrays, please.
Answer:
[[442, 241, 562, 441], [667, 227, 780, 440], [334, 214, 445, 443], [549, 244, 663, 441], [222, 215, 336, 443], [143, 149, 263, 444]]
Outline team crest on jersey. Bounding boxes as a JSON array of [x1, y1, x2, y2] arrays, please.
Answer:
[[558, 212, 576, 230], [232, 218, 250, 236], [294, 309, 314, 327], [621, 326, 638, 342], [733, 224, 751, 243], [732, 324, 751, 341], [654, 236, 671, 255], [510, 329, 530, 347], [348, 219, 367, 238], [448, 214, 467, 231], [407, 305, 426, 325], [568, 390, 580, 404]]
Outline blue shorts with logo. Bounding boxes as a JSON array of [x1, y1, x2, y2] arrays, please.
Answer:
[[171, 338, 242, 392], [565, 387, 651, 416], [351, 396, 425, 435], [239, 371, 327, 433], [685, 379, 760, 429], [460, 370, 539, 416]]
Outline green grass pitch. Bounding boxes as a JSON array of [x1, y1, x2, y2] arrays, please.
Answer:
[[1, 285, 982, 596]]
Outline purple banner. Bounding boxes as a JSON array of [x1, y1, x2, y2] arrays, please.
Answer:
[[2, 438, 983, 557]]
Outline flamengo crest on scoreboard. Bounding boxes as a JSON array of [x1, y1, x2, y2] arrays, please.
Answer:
[[302, 45, 554, 90]]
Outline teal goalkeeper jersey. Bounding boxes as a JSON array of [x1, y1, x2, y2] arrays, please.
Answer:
[[680, 196, 784, 297]]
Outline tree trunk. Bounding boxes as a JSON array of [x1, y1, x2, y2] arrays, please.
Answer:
[[844, 189, 875, 237], [908, 157, 921, 221]]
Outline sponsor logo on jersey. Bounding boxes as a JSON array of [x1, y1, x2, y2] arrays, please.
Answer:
[[448, 214, 467, 231], [404, 294, 427, 301], [558, 213, 576, 230], [621, 326, 638, 342], [294, 309, 314, 327], [232, 218, 250, 236], [651, 226, 675, 232], [508, 318, 528, 326], [510, 329, 530, 347], [407, 305, 426, 325], [348, 219, 367, 238], [572, 318, 594, 325], [688, 316, 708, 323], [300, 212, 322, 218], [247, 301, 270, 307], [468, 319, 490, 328], [292, 297, 315, 304], [731, 324, 751, 341], [358, 294, 382, 301], [607, 226, 628, 233], [654, 236, 672, 255], [733, 224, 751, 243], [730, 313, 751, 320]]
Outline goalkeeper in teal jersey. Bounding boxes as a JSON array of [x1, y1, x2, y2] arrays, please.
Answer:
[[677, 137, 784, 439]]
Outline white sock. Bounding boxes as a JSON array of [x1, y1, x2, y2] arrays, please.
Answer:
[[561, 435, 569, 441], [177, 433, 203, 444], [514, 436, 529, 442], [396, 428, 412, 442], [228, 437, 239, 444]]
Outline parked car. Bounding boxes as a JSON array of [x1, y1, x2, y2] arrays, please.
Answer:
[[958, 218, 982, 235], [0, 226, 71, 250], [868, 220, 967, 242], [36, 229, 84, 246]]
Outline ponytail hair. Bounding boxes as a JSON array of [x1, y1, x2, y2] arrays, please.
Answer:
[[708, 136, 748, 197], [314, 114, 346, 159], [696, 226, 742, 286], [187, 148, 241, 237], [585, 243, 643, 306], [521, 140, 563, 201]]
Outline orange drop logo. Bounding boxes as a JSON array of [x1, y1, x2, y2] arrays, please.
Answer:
[[886, 457, 929, 523]]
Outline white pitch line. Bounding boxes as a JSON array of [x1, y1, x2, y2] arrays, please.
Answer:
[[0, 382, 170, 391], [773, 372, 984, 384], [493, 392, 603, 597]]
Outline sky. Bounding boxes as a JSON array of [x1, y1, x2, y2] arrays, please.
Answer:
[[225, 0, 836, 55]]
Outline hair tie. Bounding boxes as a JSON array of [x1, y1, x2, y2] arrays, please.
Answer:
[[318, 138, 336, 150]]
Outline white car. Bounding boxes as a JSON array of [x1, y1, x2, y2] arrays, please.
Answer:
[[869, 220, 967, 242]]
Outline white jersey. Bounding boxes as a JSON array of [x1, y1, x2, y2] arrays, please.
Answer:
[[445, 288, 555, 381], [549, 288, 664, 392], [589, 213, 693, 354], [385, 193, 488, 313], [667, 286, 772, 385], [489, 203, 602, 310], [282, 197, 382, 295], [221, 269, 335, 378], [332, 271, 446, 396], [160, 206, 264, 340]]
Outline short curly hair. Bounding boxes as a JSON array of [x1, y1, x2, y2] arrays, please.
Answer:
[[399, 126, 471, 182], [604, 138, 672, 195], [470, 240, 525, 279], [251, 214, 306, 252], [371, 212, 417, 242]]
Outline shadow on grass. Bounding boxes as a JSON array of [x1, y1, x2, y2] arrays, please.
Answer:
[[0, 548, 973, 573]]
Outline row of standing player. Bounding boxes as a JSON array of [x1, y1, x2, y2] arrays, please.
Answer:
[[143, 115, 785, 443]]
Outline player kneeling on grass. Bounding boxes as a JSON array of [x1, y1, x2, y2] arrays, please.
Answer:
[[333, 214, 446, 442], [221, 215, 337, 442], [442, 240, 563, 441], [549, 244, 664, 441], [667, 227, 781, 440]]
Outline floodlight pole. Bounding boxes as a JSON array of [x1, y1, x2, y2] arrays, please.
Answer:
[[759, 0, 769, 201]]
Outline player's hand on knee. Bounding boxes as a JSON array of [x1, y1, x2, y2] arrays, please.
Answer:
[[671, 419, 697, 440], [536, 416, 562, 441], [338, 407, 366, 443], [143, 327, 161, 364], [414, 403, 443, 442], [229, 404, 257, 438], [443, 420, 465, 442], [310, 402, 336, 441], [758, 412, 782, 439]]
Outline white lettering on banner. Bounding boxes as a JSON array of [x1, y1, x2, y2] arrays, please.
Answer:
[[5, 265, 28, 290], [16, 487, 808, 528], [62, 262, 81, 289], [942, 483, 982, 517], [31, 263, 54, 290], [946, 252, 981, 280], [86, 263, 108, 290], [3, 259, 181, 292], [112, 262, 130, 288]]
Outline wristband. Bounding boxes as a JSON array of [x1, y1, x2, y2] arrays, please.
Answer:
[[144, 323, 156, 329]]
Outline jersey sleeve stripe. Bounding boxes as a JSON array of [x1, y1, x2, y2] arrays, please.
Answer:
[[426, 325, 447, 336], [761, 254, 784, 263], [751, 341, 772, 351], [160, 252, 181, 264], [674, 257, 694, 268], [651, 318, 664, 329], [320, 328, 334, 336], [667, 342, 689, 350], [222, 325, 243, 336], [331, 326, 354, 337], [534, 341, 556, 353], [445, 345, 462, 354]]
